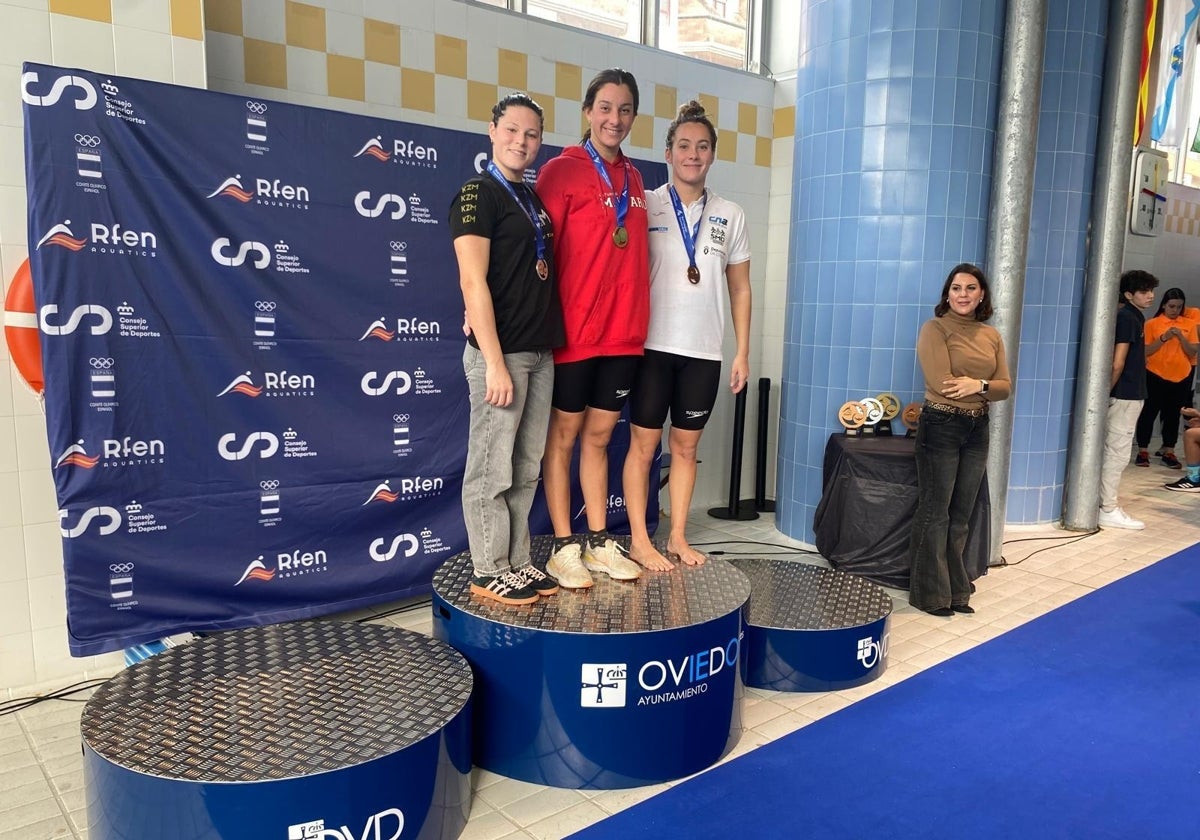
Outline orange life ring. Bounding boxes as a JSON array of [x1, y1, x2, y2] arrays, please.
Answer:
[[4, 258, 44, 394]]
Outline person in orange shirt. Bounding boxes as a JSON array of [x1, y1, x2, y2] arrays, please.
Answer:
[[1135, 288, 1198, 469]]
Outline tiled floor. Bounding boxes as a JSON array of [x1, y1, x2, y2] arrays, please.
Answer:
[[2, 457, 1197, 840]]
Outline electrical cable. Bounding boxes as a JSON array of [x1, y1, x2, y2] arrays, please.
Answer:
[[0, 678, 108, 718], [996, 529, 1101, 567]]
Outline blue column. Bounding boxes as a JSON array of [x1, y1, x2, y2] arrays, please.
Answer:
[[777, 0, 1006, 543], [1008, 0, 1109, 523]]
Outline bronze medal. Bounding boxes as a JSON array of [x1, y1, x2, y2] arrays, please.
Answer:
[[536, 258, 549, 281], [613, 226, 629, 248], [687, 265, 700, 284]]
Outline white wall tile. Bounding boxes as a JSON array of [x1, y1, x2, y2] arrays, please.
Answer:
[[242, 0, 286, 44], [13, 413, 49, 473], [171, 34, 208, 88], [362, 0, 405, 25], [0, 631, 36, 688], [399, 27, 434, 72], [0, 525, 24, 583], [326, 10, 364, 57], [0, 580, 33, 635], [434, 75, 466, 121], [364, 61, 401, 106], [18, 467, 57, 525], [31, 624, 80, 682], [285, 46, 328, 96], [0, 416, 16, 472], [0, 471, 22, 528], [111, 0, 171, 34], [0, 4, 52, 69], [0, 125, 25, 188], [204, 31, 245, 84], [49, 13, 116, 74], [22, 520, 62, 578], [114, 26, 173, 81], [26, 572, 64, 631], [433, 0, 468, 39], [465, 42, 497, 86]]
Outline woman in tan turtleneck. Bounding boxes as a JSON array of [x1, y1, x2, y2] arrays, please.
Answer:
[[907, 263, 1011, 617]]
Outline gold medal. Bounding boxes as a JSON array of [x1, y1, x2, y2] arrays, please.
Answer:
[[687, 265, 700, 284], [536, 258, 549, 281], [613, 226, 628, 248]]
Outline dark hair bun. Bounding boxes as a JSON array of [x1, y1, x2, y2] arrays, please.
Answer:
[[678, 100, 706, 120]]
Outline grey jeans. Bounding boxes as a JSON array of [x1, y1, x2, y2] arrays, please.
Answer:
[[907, 407, 989, 611], [462, 344, 554, 576]]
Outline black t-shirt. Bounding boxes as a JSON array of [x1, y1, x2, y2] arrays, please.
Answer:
[[448, 175, 565, 353], [1112, 301, 1147, 400]]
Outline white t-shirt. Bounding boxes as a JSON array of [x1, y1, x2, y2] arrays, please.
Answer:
[[645, 184, 750, 360]]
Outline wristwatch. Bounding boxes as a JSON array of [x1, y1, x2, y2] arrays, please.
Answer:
[[980, 379, 989, 394]]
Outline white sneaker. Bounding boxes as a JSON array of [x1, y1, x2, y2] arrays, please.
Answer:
[[1097, 506, 1145, 530], [583, 538, 642, 581], [546, 542, 593, 589]]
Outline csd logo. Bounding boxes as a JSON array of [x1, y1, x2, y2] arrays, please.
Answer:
[[361, 370, 412, 396], [40, 304, 112, 336], [369, 533, 420, 562], [354, 191, 407, 220], [59, 506, 121, 538], [211, 238, 271, 268], [474, 152, 488, 174], [218, 431, 279, 461], [21, 72, 97, 110]]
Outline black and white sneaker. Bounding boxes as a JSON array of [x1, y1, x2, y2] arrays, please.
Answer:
[[513, 564, 559, 596], [469, 570, 539, 605], [1165, 477, 1200, 493]]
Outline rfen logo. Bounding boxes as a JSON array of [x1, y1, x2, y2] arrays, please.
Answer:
[[211, 237, 271, 268], [362, 481, 399, 505], [35, 221, 88, 251], [207, 176, 254, 202], [354, 191, 406, 220], [217, 372, 263, 397], [59, 506, 121, 538], [54, 441, 100, 469], [40, 304, 112, 335], [354, 136, 390, 161], [235, 557, 275, 585], [21, 72, 97, 109], [218, 431, 279, 461], [359, 319, 396, 342]]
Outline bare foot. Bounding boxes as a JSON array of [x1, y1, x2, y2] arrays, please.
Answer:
[[628, 540, 674, 571], [667, 536, 706, 566]]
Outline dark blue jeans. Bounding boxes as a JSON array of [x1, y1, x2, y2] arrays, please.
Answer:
[[908, 407, 989, 611]]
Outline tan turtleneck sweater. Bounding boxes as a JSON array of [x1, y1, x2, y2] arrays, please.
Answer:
[[917, 311, 1012, 409]]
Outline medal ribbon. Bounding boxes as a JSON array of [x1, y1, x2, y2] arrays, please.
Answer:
[[584, 139, 630, 234], [486, 162, 546, 264], [668, 184, 706, 278]]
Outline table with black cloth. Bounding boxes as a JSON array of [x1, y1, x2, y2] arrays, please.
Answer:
[[813, 433, 990, 590]]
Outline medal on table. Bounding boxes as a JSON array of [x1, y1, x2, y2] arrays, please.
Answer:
[[486, 162, 550, 281], [668, 184, 707, 284], [585, 139, 631, 249]]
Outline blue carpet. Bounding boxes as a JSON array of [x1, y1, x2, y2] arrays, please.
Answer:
[[568, 545, 1200, 839]]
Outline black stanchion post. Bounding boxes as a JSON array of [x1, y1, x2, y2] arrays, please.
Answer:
[[708, 386, 759, 521], [755, 377, 776, 512]]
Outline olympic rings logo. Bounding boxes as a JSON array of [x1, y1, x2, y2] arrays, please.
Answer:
[[110, 563, 134, 574], [89, 357, 114, 369], [74, 133, 101, 147], [246, 101, 268, 114], [260, 479, 280, 491], [255, 300, 277, 312], [390, 241, 407, 252], [393, 414, 410, 423]]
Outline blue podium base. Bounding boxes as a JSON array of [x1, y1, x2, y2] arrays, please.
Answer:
[[82, 623, 473, 840], [432, 538, 751, 789], [730, 559, 892, 692]]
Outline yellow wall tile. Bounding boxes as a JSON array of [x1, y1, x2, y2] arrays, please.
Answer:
[[364, 19, 400, 66], [402, 68, 436, 112], [244, 38, 287, 89], [774, 105, 795, 138], [205, 0, 242, 35], [698, 93, 719, 126], [49, 0, 112, 23], [717, 128, 736, 162], [286, 1, 325, 51], [655, 84, 677, 119], [328, 55, 365, 101], [738, 102, 757, 135], [498, 49, 528, 91], [755, 135, 772, 168], [468, 80, 498, 122], [630, 114, 654, 150], [555, 62, 581, 100], [169, 0, 203, 39], [435, 34, 467, 79], [530, 92, 554, 136]]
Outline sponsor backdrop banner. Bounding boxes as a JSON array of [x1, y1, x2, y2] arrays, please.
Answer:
[[22, 63, 663, 656]]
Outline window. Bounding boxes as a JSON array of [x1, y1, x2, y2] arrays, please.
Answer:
[[477, 0, 759, 73]]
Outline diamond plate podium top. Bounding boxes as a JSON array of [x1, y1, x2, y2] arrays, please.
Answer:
[[729, 559, 893, 629], [433, 538, 751, 634], [80, 622, 473, 782]]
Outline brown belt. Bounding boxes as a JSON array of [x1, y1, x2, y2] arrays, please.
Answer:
[[925, 401, 988, 418]]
